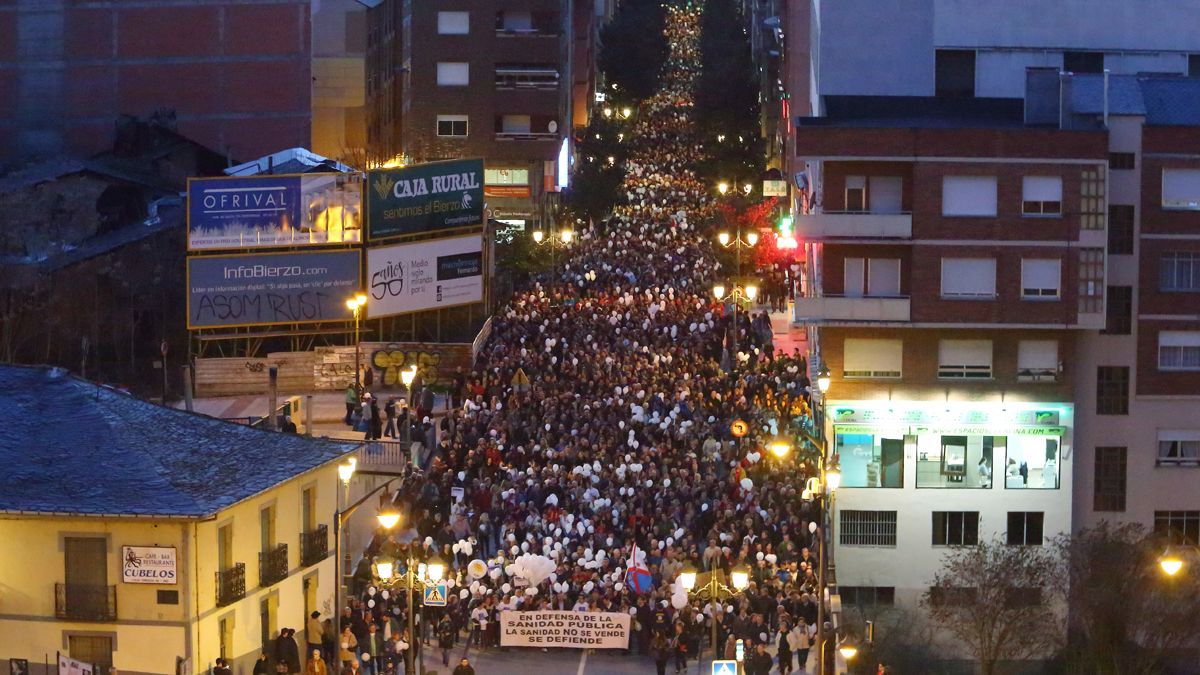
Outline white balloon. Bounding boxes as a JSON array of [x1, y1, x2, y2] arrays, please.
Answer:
[[740, 478, 753, 490], [459, 589, 470, 599], [502, 583, 512, 593]]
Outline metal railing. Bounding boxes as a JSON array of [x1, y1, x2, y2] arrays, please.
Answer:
[[55, 583, 117, 621], [359, 440, 413, 469], [301, 525, 329, 567], [216, 563, 246, 607], [259, 544, 289, 587]]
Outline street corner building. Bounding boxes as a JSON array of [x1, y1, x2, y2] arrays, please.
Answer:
[[0, 365, 361, 675]]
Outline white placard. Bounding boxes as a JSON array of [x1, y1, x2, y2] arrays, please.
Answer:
[[122, 545, 178, 584], [500, 610, 630, 649], [762, 179, 788, 197], [367, 235, 484, 318], [59, 654, 93, 675]]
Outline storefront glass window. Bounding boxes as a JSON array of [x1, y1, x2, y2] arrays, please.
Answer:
[[916, 434, 998, 488], [836, 432, 904, 488], [1004, 436, 1060, 489]]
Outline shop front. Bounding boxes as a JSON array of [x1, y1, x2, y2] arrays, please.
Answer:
[[827, 402, 1071, 492]]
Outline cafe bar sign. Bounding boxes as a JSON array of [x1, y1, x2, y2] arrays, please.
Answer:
[[122, 546, 178, 584]]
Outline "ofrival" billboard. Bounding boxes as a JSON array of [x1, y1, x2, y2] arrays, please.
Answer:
[[366, 159, 484, 240]]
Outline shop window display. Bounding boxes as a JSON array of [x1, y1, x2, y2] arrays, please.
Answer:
[[916, 434, 998, 488], [836, 433, 904, 488], [1004, 436, 1060, 489]]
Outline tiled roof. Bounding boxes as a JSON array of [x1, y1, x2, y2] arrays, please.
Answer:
[[0, 365, 359, 518]]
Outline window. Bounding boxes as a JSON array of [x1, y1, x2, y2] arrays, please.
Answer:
[[869, 176, 903, 214], [842, 339, 902, 379], [1103, 286, 1132, 334], [1080, 169, 1106, 230], [1079, 248, 1104, 313], [1096, 366, 1129, 415], [1191, 54, 1200, 78], [845, 176, 866, 212], [68, 636, 113, 674], [1021, 259, 1061, 299], [942, 176, 997, 216], [485, 168, 530, 185], [928, 586, 977, 607], [302, 486, 317, 532], [218, 523, 234, 571], [1094, 447, 1127, 512], [1063, 51, 1104, 73], [916, 434, 997, 488], [839, 510, 898, 547], [1109, 153, 1135, 170], [1162, 169, 1200, 210], [437, 11, 469, 34], [1017, 340, 1058, 381], [835, 433, 904, 488], [1004, 588, 1045, 609], [844, 257, 865, 297], [219, 615, 234, 659], [938, 339, 993, 379], [1155, 511, 1200, 545], [1160, 252, 1200, 291], [840, 587, 895, 607], [935, 49, 975, 98], [1022, 176, 1062, 215], [499, 114, 532, 134], [867, 258, 901, 297], [1159, 331, 1200, 370], [1005, 436, 1061, 489], [1108, 205, 1134, 255], [940, 258, 996, 298], [495, 64, 560, 89], [1158, 431, 1200, 467], [436, 115, 468, 137], [932, 511, 979, 546], [1006, 512, 1045, 546], [436, 62, 470, 86], [260, 596, 276, 656], [260, 504, 276, 554]]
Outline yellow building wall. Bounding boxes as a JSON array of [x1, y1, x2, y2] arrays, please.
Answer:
[[0, 517, 189, 674], [193, 464, 342, 671]]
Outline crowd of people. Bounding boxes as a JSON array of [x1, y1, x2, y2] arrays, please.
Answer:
[[329, 4, 826, 674]]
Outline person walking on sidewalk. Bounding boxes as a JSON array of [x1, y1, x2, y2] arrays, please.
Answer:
[[437, 614, 456, 667]]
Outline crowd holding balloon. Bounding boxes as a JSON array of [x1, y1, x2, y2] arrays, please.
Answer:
[[333, 5, 825, 674]]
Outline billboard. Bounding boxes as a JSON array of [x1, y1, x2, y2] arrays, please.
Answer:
[[122, 546, 177, 584], [367, 159, 484, 240], [366, 235, 483, 318], [187, 250, 361, 329], [188, 173, 363, 250]]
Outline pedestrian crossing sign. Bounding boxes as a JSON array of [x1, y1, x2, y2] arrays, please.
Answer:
[[423, 582, 447, 607], [712, 660, 737, 675]]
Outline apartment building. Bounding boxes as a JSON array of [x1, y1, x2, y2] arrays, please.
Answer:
[[1059, 74, 1200, 544], [0, 365, 358, 675], [366, 0, 598, 230], [792, 95, 1109, 613]]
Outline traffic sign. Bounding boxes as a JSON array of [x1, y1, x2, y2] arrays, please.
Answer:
[[712, 660, 737, 675], [422, 582, 447, 606]]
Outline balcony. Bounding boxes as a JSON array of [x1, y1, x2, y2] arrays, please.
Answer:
[[793, 295, 911, 323], [216, 563, 246, 607], [794, 211, 912, 239], [301, 525, 329, 567], [259, 544, 289, 588], [55, 583, 117, 621]]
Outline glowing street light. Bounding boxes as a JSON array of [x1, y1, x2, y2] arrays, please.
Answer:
[[1160, 550, 1185, 576], [817, 362, 832, 394], [560, 229, 574, 244], [532, 229, 545, 244], [621, 107, 633, 119], [346, 293, 368, 389], [337, 460, 356, 486], [718, 232, 731, 246], [717, 182, 729, 195], [839, 643, 859, 660], [826, 465, 842, 492], [377, 507, 401, 531], [768, 439, 792, 458], [730, 565, 750, 591]]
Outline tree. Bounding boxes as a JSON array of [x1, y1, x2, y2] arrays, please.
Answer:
[[921, 539, 1061, 675], [1051, 522, 1200, 675], [598, 0, 668, 102], [696, 0, 764, 185]]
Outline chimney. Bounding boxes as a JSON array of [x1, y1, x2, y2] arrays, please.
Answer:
[[267, 366, 278, 431], [1024, 67, 1061, 127]]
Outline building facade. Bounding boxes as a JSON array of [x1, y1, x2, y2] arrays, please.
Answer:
[[365, 0, 597, 231], [793, 105, 1104, 618], [0, 366, 359, 675], [0, 0, 314, 166]]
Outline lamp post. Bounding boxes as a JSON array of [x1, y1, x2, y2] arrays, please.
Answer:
[[530, 227, 574, 266], [346, 293, 367, 389], [679, 563, 751, 673], [374, 513, 445, 675], [399, 365, 417, 461], [716, 228, 759, 279], [713, 282, 759, 371]]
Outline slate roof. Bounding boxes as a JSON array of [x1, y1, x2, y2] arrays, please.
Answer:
[[1067, 73, 1200, 127], [0, 365, 359, 518]]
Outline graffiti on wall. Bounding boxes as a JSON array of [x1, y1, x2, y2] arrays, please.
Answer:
[[370, 346, 444, 386]]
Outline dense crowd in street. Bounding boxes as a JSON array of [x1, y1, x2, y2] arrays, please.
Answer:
[[327, 4, 824, 674]]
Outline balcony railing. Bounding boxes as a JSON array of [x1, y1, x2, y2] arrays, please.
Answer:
[[794, 211, 912, 239], [301, 525, 329, 567], [259, 544, 289, 588], [495, 131, 558, 141], [216, 563, 246, 607], [793, 295, 911, 323], [55, 583, 117, 621]]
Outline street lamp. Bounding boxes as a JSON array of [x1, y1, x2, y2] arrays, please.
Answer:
[[532, 229, 545, 244], [372, 516, 445, 675], [816, 363, 831, 394], [345, 293, 367, 389], [768, 438, 792, 459], [713, 282, 759, 371], [717, 182, 729, 195], [679, 563, 750, 672], [826, 465, 842, 492], [1160, 550, 1185, 576], [621, 106, 632, 119]]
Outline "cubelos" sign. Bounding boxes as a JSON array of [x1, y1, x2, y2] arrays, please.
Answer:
[[122, 546, 178, 584]]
